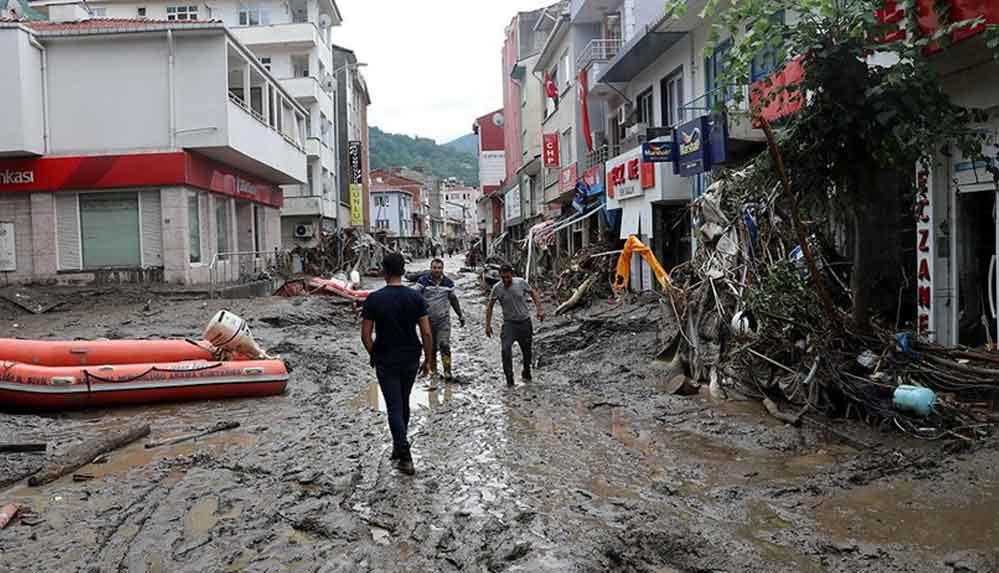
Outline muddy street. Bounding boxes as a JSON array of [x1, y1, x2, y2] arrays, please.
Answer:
[[1, 260, 998, 572]]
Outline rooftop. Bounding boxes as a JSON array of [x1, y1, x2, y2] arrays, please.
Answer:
[[0, 17, 225, 33]]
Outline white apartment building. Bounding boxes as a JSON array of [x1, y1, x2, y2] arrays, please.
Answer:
[[444, 186, 480, 237], [0, 16, 308, 285], [28, 0, 346, 246], [369, 189, 413, 238]]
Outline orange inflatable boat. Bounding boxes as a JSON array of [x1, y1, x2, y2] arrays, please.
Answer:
[[307, 277, 371, 301], [0, 338, 215, 366], [0, 359, 288, 411]]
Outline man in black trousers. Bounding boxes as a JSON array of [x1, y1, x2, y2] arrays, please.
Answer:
[[361, 252, 434, 475]]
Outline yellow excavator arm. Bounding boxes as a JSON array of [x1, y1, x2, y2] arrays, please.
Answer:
[[613, 235, 671, 293]]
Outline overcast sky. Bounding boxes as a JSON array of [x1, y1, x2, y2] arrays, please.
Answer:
[[333, 0, 556, 144]]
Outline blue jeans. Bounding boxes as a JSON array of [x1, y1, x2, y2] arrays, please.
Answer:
[[375, 363, 419, 453]]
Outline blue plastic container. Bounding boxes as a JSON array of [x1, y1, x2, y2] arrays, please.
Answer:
[[893, 385, 937, 417]]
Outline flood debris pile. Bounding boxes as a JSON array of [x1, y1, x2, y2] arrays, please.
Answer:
[[659, 169, 999, 440], [291, 228, 387, 278]]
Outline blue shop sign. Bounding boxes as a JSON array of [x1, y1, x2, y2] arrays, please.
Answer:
[[673, 116, 710, 177], [642, 140, 675, 163], [673, 114, 728, 177]]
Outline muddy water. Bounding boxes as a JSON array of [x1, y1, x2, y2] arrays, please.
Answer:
[[3, 262, 999, 571]]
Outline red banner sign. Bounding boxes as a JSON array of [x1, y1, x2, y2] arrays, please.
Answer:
[[560, 163, 578, 193], [0, 152, 283, 207], [543, 133, 560, 168]]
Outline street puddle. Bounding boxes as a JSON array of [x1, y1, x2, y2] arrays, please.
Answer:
[[352, 381, 453, 413], [736, 500, 822, 572], [815, 479, 999, 554]]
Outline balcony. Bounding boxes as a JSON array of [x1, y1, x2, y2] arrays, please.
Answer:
[[576, 39, 622, 97], [230, 23, 331, 70], [219, 98, 308, 184], [678, 86, 764, 143], [281, 76, 334, 111], [305, 137, 335, 170]]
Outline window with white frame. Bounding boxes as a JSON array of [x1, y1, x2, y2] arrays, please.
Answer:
[[560, 50, 571, 90], [636, 87, 654, 126], [259, 57, 271, 71], [561, 127, 573, 166], [660, 67, 684, 127], [166, 5, 198, 20], [239, 4, 269, 26], [136, 7, 146, 17]]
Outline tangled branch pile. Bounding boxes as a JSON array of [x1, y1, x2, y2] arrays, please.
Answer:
[[660, 168, 999, 440], [291, 229, 387, 277]]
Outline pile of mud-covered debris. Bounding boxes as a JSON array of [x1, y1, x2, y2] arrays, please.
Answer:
[[291, 228, 388, 278], [656, 169, 999, 440]]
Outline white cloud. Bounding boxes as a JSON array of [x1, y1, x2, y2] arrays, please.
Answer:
[[332, 0, 557, 144]]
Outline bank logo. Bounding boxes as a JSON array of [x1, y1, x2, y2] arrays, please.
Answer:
[[0, 170, 34, 185]]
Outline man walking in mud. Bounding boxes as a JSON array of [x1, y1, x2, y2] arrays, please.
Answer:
[[415, 258, 465, 385], [485, 264, 544, 387], [361, 252, 435, 475]]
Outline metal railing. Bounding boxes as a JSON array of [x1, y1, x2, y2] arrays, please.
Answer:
[[209, 249, 292, 298], [678, 85, 750, 120], [576, 38, 623, 70], [227, 90, 305, 152]]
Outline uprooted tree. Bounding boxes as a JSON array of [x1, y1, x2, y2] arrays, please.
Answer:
[[669, 0, 998, 331]]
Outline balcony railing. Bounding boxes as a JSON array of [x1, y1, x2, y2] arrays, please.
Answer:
[[228, 90, 305, 152], [576, 38, 623, 70]]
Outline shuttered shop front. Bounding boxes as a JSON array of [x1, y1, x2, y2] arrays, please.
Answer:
[[56, 191, 163, 271]]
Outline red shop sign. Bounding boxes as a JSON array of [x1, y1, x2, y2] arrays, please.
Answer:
[[543, 133, 560, 168]]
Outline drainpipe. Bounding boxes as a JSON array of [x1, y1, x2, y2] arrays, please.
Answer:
[[28, 36, 49, 153], [167, 30, 177, 148]]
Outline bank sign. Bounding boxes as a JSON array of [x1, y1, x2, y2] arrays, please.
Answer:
[[673, 115, 728, 177]]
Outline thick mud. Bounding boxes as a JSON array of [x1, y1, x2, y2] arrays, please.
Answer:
[[2, 260, 999, 572]]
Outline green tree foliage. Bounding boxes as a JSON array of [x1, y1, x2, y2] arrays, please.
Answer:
[[369, 127, 479, 187], [677, 0, 998, 329]]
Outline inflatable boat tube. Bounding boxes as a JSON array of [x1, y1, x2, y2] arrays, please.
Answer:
[[0, 359, 288, 411], [0, 338, 215, 367]]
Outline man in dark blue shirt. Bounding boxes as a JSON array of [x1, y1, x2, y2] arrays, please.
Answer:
[[361, 252, 434, 475]]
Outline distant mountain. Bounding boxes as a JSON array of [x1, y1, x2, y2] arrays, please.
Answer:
[[369, 127, 479, 187], [442, 133, 478, 156]]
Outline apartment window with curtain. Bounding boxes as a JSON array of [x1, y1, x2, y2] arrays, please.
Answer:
[[188, 192, 202, 263], [636, 88, 654, 126], [660, 66, 684, 127], [238, 4, 269, 25], [166, 5, 198, 20], [561, 127, 573, 165]]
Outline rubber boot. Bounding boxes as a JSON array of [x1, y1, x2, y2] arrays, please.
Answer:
[[442, 352, 453, 382]]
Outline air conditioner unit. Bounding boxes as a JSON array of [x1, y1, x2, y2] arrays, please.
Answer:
[[294, 223, 315, 239]]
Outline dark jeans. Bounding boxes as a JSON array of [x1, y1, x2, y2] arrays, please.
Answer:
[[375, 363, 419, 453], [501, 319, 533, 382]]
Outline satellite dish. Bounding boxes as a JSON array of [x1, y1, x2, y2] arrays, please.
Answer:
[[492, 112, 504, 128], [318, 13, 332, 29]]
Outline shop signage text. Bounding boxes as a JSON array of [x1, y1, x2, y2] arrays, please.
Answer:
[[348, 141, 363, 184], [349, 141, 364, 226], [236, 177, 256, 196], [543, 133, 560, 168], [0, 170, 34, 185], [607, 149, 655, 201], [505, 185, 522, 223], [642, 141, 675, 163], [674, 116, 709, 176], [915, 166, 934, 338]]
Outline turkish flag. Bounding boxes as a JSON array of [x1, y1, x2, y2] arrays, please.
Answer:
[[578, 68, 593, 153], [544, 71, 558, 101]]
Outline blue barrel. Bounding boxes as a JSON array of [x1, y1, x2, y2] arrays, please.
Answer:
[[893, 385, 937, 417]]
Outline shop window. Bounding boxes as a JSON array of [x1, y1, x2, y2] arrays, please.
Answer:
[[136, 7, 146, 18], [188, 192, 202, 263], [166, 5, 197, 20], [81, 192, 141, 269], [216, 198, 230, 255]]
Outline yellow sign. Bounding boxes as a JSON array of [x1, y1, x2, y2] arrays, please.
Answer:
[[349, 184, 364, 227]]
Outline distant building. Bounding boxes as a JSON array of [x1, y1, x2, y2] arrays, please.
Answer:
[[0, 16, 307, 284], [332, 44, 371, 232], [368, 188, 413, 238], [473, 109, 505, 251]]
